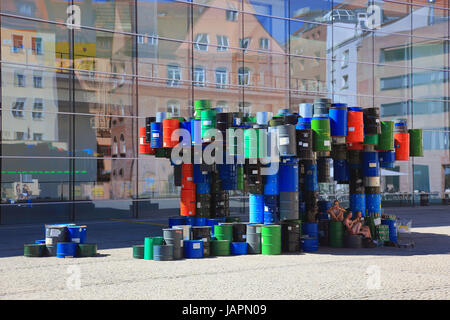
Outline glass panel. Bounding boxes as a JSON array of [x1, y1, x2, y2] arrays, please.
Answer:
[[0, 0, 69, 22], [78, 0, 135, 32]]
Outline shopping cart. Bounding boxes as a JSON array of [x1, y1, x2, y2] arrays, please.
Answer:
[[396, 218, 415, 248]]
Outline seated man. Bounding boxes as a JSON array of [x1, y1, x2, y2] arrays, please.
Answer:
[[327, 200, 346, 221], [343, 210, 372, 239]]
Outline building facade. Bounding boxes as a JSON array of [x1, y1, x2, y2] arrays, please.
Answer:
[[0, 0, 449, 224]]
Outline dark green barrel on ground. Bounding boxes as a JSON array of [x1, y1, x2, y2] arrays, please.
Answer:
[[214, 224, 233, 241], [408, 129, 423, 157], [144, 236, 164, 260], [77, 243, 97, 257], [133, 245, 145, 259], [24, 244, 46, 257], [261, 225, 281, 255], [378, 121, 394, 151], [329, 221, 345, 248], [211, 240, 231, 256]]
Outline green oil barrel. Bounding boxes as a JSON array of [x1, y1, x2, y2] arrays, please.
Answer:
[[155, 148, 166, 158], [245, 116, 257, 124], [244, 128, 259, 159], [376, 225, 390, 242], [329, 221, 345, 248], [24, 244, 45, 257], [311, 117, 331, 152], [261, 225, 281, 255], [214, 224, 233, 241], [133, 245, 145, 259], [363, 134, 379, 145], [237, 165, 244, 190], [201, 109, 217, 141], [144, 236, 164, 260], [194, 100, 212, 119], [76, 243, 98, 257], [409, 129, 423, 157], [211, 240, 231, 256], [378, 121, 394, 151]]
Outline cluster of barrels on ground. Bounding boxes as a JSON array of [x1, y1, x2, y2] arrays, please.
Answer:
[[24, 224, 97, 258]]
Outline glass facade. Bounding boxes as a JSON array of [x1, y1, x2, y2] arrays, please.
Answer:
[[0, 0, 449, 224]]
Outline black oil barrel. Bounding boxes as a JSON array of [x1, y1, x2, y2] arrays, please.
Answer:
[[246, 224, 263, 254], [281, 220, 301, 252], [196, 193, 211, 218], [163, 228, 184, 260], [174, 164, 182, 187], [332, 143, 347, 160], [318, 220, 330, 246], [45, 225, 70, 256], [348, 150, 363, 166], [344, 234, 364, 248], [317, 157, 331, 183], [365, 186, 381, 194], [363, 107, 381, 135], [191, 226, 212, 257], [280, 192, 299, 221], [296, 129, 314, 160], [232, 223, 247, 242], [349, 168, 365, 194], [284, 114, 299, 125]]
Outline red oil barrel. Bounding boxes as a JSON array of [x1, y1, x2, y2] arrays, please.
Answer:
[[181, 164, 195, 189], [180, 189, 196, 216], [139, 127, 153, 154], [163, 118, 180, 148], [394, 132, 410, 161], [347, 142, 364, 150], [347, 110, 364, 144]]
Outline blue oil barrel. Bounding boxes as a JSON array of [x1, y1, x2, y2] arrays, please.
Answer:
[[329, 104, 348, 137], [299, 202, 306, 216], [279, 158, 299, 192], [334, 159, 349, 182], [67, 225, 87, 244], [379, 151, 395, 168], [193, 217, 207, 226], [169, 216, 186, 228], [249, 194, 264, 223], [196, 183, 210, 194], [299, 103, 313, 118], [348, 107, 363, 112], [305, 163, 318, 191], [56, 242, 77, 258], [191, 119, 202, 145], [381, 219, 397, 242], [179, 121, 191, 147], [366, 194, 381, 214], [150, 122, 162, 148], [317, 200, 332, 214], [193, 164, 209, 184], [256, 112, 270, 125], [363, 151, 380, 177], [231, 242, 248, 255], [184, 216, 195, 226], [301, 237, 319, 252], [263, 195, 279, 224], [183, 240, 204, 258], [350, 194, 366, 217], [264, 173, 279, 195], [302, 222, 318, 238], [296, 117, 312, 130], [218, 163, 237, 190]]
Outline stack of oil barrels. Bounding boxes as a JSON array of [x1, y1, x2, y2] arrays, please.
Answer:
[[24, 224, 97, 258]]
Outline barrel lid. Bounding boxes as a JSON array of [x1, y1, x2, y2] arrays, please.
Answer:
[[331, 103, 347, 108], [348, 107, 362, 112]]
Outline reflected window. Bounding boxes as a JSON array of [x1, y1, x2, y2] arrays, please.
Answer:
[[259, 38, 269, 50], [167, 100, 180, 117], [12, 98, 25, 118], [215, 68, 228, 88], [167, 64, 181, 86], [217, 35, 229, 51], [112, 137, 118, 156], [32, 99, 44, 120], [15, 132, 25, 140], [12, 35, 23, 53], [193, 67, 206, 87], [342, 50, 349, 68], [15, 72, 25, 87], [33, 72, 43, 88], [31, 37, 43, 55], [240, 38, 251, 52], [33, 133, 43, 141], [341, 75, 348, 89], [120, 134, 126, 156], [194, 33, 209, 51], [239, 102, 251, 115], [216, 101, 228, 112], [226, 10, 239, 22], [238, 67, 251, 86]]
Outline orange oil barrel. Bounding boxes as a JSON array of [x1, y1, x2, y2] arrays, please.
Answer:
[[163, 118, 180, 148], [394, 132, 410, 161]]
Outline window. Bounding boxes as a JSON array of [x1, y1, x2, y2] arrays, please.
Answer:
[[226, 10, 238, 21], [112, 137, 118, 156], [120, 134, 126, 155], [239, 102, 251, 115], [240, 38, 251, 52], [238, 67, 250, 86], [194, 33, 209, 51], [33, 72, 43, 88], [215, 68, 228, 88], [217, 35, 229, 51], [341, 75, 348, 89], [193, 67, 206, 87], [300, 60, 305, 71], [15, 72, 25, 87], [33, 133, 43, 141], [12, 35, 23, 53], [15, 132, 25, 140], [167, 100, 180, 117], [167, 64, 181, 86], [342, 50, 349, 68], [259, 38, 269, 50], [12, 99, 25, 118], [32, 99, 44, 119], [32, 37, 43, 55]]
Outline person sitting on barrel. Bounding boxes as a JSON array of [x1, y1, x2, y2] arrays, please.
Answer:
[[343, 210, 372, 239], [327, 200, 346, 221]]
